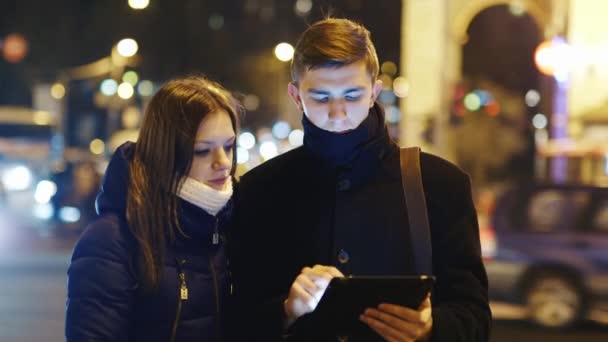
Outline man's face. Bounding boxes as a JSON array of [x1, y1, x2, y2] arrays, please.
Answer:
[[288, 60, 382, 133]]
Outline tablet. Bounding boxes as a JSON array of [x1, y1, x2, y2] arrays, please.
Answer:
[[310, 275, 435, 337]]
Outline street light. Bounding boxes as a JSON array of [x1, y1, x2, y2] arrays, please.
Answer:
[[117, 38, 139, 58], [128, 0, 150, 10], [274, 42, 294, 62]]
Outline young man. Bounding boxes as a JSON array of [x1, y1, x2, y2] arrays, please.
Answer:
[[230, 18, 491, 341]]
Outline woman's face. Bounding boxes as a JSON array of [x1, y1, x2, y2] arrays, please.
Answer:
[[188, 109, 235, 190]]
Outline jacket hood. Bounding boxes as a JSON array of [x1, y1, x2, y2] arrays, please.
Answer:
[[95, 141, 233, 244], [95, 141, 135, 216]]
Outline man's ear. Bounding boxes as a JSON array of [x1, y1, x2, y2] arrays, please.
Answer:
[[370, 79, 383, 107], [287, 82, 304, 112]]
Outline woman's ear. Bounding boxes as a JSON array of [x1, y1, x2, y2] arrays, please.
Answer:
[[287, 82, 304, 112]]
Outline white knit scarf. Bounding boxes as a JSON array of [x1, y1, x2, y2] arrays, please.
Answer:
[[176, 176, 233, 216]]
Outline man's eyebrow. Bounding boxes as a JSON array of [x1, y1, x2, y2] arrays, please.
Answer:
[[307, 87, 365, 95], [307, 89, 330, 95]]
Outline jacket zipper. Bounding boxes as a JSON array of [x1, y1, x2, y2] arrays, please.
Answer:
[[210, 217, 222, 341], [170, 258, 188, 342]]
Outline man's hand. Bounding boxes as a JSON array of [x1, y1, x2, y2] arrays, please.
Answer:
[[359, 294, 433, 342], [284, 265, 344, 327]]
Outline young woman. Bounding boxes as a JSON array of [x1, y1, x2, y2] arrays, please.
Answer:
[[65, 76, 240, 342]]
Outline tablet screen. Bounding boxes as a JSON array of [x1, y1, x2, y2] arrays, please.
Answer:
[[310, 275, 434, 337]]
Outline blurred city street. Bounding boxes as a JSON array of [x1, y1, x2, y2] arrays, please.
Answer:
[[1, 222, 607, 342], [0, 222, 74, 342]]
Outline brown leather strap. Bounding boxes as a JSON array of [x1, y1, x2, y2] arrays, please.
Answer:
[[400, 147, 432, 275]]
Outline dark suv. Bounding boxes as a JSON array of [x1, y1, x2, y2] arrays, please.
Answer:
[[485, 184, 608, 328]]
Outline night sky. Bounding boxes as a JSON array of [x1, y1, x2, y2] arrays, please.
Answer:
[[0, 1, 540, 141], [0, 1, 401, 110]]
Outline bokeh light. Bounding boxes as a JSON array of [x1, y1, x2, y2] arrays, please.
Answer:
[[385, 105, 401, 124], [137, 80, 154, 97], [89, 139, 105, 155], [128, 0, 150, 10], [379, 74, 393, 90], [50, 83, 66, 99], [274, 42, 294, 62], [209, 14, 224, 30], [243, 94, 260, 111], [238, 132, 256, 150], [117, 82, 135, 99], [288, 129, 304, 147], [485, 101, 500, 116], [117, 38, 139, 57], [381, 61, 398, 76], [259, 141, 278, 159], [509, 1, 526, 16], [100, 79, 118, 96], [534, 37, 572, 78], [464, 93, 482, 111], [34, 180, 57, 204], [237, 147, 250, 164], [2, 33, 28, 63], [2, 166, 33, 191], [272, 121, 291, 139], [294, 0, 313, 16], [122, 70, 139, 86], [33, 111, 52, 125], [473, 89, 492, 105], [393, 77, 409, 98], [525, 89, 541, 107], [532, 113, 548, 129]]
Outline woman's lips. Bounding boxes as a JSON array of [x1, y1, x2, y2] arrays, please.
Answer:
[[208, 177, 228, 186]]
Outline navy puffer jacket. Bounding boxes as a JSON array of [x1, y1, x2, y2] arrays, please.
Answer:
[[65, 142, 232, 342]]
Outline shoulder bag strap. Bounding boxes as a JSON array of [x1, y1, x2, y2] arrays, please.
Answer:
[[400, 147, 433, 275]]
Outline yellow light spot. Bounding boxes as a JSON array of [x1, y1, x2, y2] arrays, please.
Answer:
[[274, 43, 294, 62], [381, 61, 398, 76], [50, 83, 66, 99], [393, 77, 409, 98], [33, 111, 51, 125], [90, 139, 105, 155]]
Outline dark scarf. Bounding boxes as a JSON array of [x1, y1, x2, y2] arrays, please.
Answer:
[[302, 103, 393, 186]]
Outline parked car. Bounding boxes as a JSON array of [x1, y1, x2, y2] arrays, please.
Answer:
[[483, 183, 608, 328]]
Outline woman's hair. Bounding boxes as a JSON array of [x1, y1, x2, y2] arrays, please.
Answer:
[[126, 75, 240, 291], [290, 17, 379, 83]]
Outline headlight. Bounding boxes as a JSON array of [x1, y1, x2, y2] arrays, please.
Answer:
[[34, 180, 58, 204], [1, 165, 33, 191], [59, 206, 80, 223]]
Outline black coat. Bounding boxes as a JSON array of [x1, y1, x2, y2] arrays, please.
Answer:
[[65, 143, 232, 342], [229, 129, 491, 341]]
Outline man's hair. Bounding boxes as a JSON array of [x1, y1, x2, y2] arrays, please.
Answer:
[[291, 18, 380, 83]]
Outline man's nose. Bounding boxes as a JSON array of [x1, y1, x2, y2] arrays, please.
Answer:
[[328, 99, 347, 120]]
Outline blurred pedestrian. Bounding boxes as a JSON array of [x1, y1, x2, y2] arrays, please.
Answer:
[[230, 18, 491, 341], [65, 76, 240, 342]]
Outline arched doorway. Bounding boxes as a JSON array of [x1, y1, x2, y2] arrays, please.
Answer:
[[451, 4, 543, 187]]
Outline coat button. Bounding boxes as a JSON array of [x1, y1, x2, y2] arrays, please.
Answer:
[[337, 249, 350, 264], [337, 179, 351, 191]]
